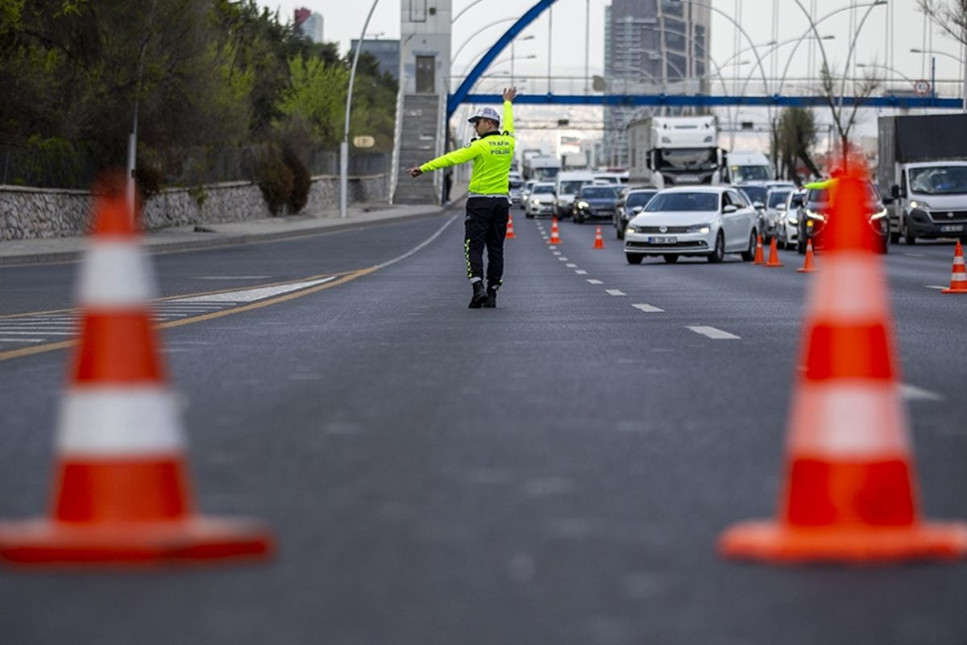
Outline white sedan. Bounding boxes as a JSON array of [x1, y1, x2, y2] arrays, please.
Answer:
[[623, 186, 760, 264]]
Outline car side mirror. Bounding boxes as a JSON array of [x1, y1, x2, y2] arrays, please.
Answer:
[[723, 204, 738, 214], [753, 201, 765, 210], [777, 204, 786, 211], [632, 205, 644, 213], [882, 196, 894, 205], [891, 184, 901, 199]]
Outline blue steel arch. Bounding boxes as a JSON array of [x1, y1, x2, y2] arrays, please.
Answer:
[[447, 0, 558, 120]]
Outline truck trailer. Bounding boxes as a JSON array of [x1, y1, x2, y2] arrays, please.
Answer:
[[877, 114, 967, 244]]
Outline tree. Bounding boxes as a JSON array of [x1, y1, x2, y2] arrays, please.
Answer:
[[819, 62, 880, 172], [918, 1, 967, 45], [776, 106, 821, 182]]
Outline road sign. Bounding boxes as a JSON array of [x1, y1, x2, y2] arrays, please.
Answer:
[[914, 79, 931, 95], [353, 135, 375, 148]]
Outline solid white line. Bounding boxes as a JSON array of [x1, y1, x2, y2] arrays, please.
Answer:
[[374, 214, 460, 270], [173, 276, 336, 303], [687, 326, 739, 339], [198, 275, 271, 280], [925, 285, 947, 290], [0, 338, 44, 343], [605, 289, 626, 296], [632, 303, 665, 313], [900, 384, 944, 402], [575, 270, 588, 275], [0, 330, 75, 335], [587, 279, 603, 285]]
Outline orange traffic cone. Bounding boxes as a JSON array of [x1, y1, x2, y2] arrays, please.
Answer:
[[765, 236, 784, 267], [719, 171, 967, 563], [796, 239, 817, 273], [941, 240, 967, 294], [0, 174, 273, 567], [505, 214, 516, 240], [753, 235, 765, 265], [549, 217, 561, 245], [593, 225, 605, 249]]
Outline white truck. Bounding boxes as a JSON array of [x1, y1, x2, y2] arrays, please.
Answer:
[[627, 115, 726, 189], [726, 151, 773, 184], [525, 155, 561, 182], [877, 114, 967, 245]]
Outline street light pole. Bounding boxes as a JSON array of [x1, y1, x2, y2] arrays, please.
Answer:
[[340, 0, 380, 220]]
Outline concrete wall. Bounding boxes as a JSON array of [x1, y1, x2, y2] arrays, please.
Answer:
[[0, 174, 387, 241]]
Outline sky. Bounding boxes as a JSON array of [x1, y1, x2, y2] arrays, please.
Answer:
[[259, 1, 966, 151]]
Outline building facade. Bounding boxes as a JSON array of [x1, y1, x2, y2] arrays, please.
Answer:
[[603, 0, 711, 167], [350, 39, 401, 82], [399, 0, 452, 95], [294, 8, 324, 43]]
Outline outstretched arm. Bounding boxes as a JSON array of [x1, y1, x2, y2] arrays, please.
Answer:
[[502, 87, 517, 135]]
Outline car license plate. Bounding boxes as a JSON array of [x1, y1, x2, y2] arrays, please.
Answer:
[[648, 236, 677, 244], [941, 225, 964, 233], [678, 175, 699, 183]]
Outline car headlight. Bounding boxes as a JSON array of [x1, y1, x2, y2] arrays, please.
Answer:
[[626, 225, 639, 234], [787, 215, 799, 225], [577, 201, 589, 210], [805, 209, 826, 222], [870, 208, 887, 220], [909, 200, 930, 211], [531, 198, 541, 206], [686, 223, 711, 234]]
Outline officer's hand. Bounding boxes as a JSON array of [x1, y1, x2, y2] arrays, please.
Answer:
[[407, 167, 423, 178], [503, 87, 517, 102]]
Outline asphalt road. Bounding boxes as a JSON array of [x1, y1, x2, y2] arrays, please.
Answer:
[[1, 206, 966, 644]]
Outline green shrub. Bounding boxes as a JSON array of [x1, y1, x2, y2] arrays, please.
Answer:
[[283, 148, 311, 213], [256, 147, 293, 215]]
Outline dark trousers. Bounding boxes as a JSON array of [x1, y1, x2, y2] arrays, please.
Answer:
[[464, 197, 509, 287]]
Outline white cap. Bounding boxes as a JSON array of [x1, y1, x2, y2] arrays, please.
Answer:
[[468, 106, 500, 125]]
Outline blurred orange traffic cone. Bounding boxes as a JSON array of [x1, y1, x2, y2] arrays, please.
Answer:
[[765, 236, 784, 267], [753, 235, 765, 265], [549, 217, 561, 245], [941, 241, 967, 294], [719, 171, 967, 563], [593, 226, 605, 249], [796, 239, 817, 273], [0, 173, 273, 567], [505, 214, 516, 240]]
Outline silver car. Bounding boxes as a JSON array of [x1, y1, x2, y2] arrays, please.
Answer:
[[525, 182, 557, 218], [776, 188, 806, 250], [762, 187, 794, 240]]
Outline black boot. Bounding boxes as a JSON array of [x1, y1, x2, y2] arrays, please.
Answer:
[[468, 282, 487, 308], [484, 284, 498, 308]]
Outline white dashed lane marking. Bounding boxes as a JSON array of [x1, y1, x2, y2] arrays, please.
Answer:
[[566, 263, 577, 268], [575, 270, 588, 275], [632, 303, 665, 313], [900, 384, 944, 402], [587, 279, 603, 285], [687, 326, 740, 340], [605, 289, 626, 296]]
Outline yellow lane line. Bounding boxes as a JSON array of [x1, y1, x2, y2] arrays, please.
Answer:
[[0, 267, 377, 363]]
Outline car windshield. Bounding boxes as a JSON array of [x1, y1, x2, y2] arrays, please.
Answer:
[[580, 187, 615, 199], [532, 185, 554, 194], [768, 190, 791, 208], [560, 181, 586, 194], [509, 179, 523, 189], [626, 191, 657, 208], [731, 165, 771, 182], [909, 166, 967, 195], [645, 192, 719, 212], [739, 186, 768, 203], [807, 182, 879, 204]]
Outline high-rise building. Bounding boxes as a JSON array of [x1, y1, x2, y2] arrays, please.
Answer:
[[294, 8, 324, 43], [604, 0, 710, 167], [350, 39, 401, 82]]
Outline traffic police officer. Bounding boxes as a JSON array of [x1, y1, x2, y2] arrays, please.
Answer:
[[408, 87, 517, 308]]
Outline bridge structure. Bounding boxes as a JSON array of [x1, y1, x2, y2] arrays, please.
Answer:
[[447, 0, 961, 118]]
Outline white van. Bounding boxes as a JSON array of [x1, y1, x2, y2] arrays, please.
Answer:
[[554, 171, 594, 218], [727, 151, 773, 183]]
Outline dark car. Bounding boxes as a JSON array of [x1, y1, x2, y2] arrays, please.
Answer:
[[572, 185, 619, 224], [614, 188, 658, 239], [796, 179, 889, 254]]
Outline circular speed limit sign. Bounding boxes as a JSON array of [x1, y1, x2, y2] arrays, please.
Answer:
[[914, 79, 931, 95]]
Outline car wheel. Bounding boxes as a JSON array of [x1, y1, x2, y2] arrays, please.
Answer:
[[525, 212, 534, 219], [902, 216, 916, 245], [625, 253, 643, 265], [740, 229, 757, 261], [663, 254, 679, 264], [707, 232, 725, 263]]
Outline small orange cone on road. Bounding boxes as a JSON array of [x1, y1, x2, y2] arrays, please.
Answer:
[[796, 239, 817, 273], [941, 240, 967, 294], [549, 217, 561, 245], [593, 225, 605, 249], [0, 173, 273, 567], [719, 169, 967, 564], [753, 235, 765, 265], [765, 236, 784, 267], [505, 214, 516, 240]]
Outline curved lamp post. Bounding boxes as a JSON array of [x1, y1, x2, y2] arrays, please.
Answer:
[[912, 48, 967, 110], [340, 0, 381, 219]]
